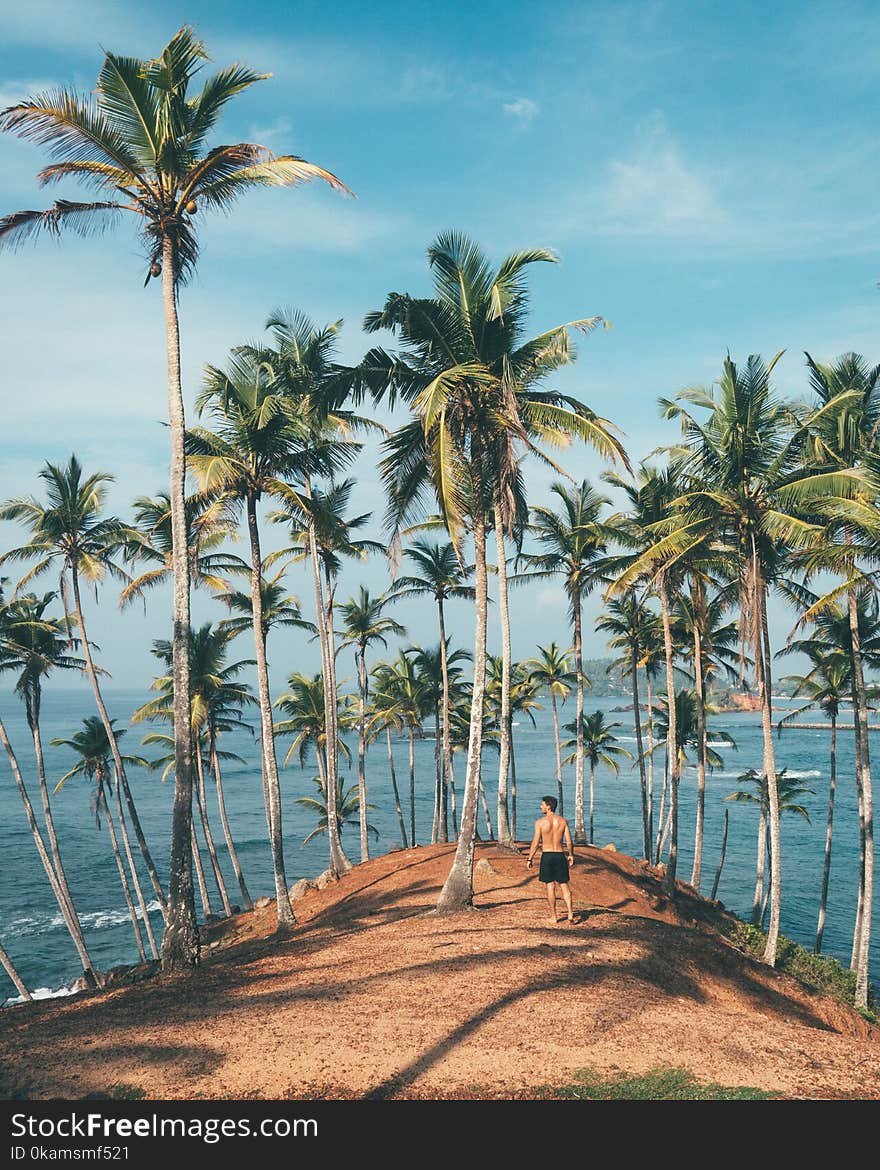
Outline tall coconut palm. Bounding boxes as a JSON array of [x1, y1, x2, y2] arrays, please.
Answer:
[[526, 643, 576, 817], [596, 595, 658, 859], [187, 348, 335, 928], [0, 25, 350, 971], [0, 457, 167, 922], [0, 586, 98, 986], [339, 587, 406, 862], [664, 353, 871, 965], [52, 718, 153, 959], [393, 538, 475, 842], [778, 648, 852, 953], [520, 481, 614, 845], [562, 711, 633, 845]]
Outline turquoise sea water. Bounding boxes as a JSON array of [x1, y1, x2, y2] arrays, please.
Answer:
[[1, 687, 878, 1002]]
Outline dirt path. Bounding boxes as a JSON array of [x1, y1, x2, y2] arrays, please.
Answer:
[[2, 843, 878, 1100]]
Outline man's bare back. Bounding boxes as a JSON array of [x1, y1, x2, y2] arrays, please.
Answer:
[[527, 797, 576, 924], [535, 811, 572, 853]]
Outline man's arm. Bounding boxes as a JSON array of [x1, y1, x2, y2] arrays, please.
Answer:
[[527, 821, 542, 868], [563, 818, 574, 862]]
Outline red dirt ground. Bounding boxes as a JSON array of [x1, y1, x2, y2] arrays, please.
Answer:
[[2, 843, 878, 1100]]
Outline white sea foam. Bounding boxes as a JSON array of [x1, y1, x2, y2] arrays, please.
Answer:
[[2, 899, 162, 939], [4, 983, 76, 1007]]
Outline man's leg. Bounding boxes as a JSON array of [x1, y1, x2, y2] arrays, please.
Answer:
[[545, 882, 558, 924], [559, 882, 574, 922]]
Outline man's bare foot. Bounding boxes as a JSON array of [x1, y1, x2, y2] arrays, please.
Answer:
[[566, 914, 575, 923]]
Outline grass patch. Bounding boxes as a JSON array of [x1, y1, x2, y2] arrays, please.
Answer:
[[724, 920, 876, 1012], [538, 1066, 776, 1100], [83, 1083, 147, 1100]]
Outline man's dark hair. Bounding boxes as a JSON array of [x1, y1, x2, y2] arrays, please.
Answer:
[[542, 795, 558, 812]]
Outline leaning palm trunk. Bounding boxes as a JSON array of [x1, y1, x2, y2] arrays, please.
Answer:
[[190, 820, 212, 918], [246, 495, 294, 928], [386, 728, 408, 848], [193, 746, 232, 916], [494, 512, 513, 846], [848, 590, 874, 1009], [356, 649, 370, 862], [755, 570, 782, 964], [646, 673, 655, 848], [690, 618, 708, 891], [0, 716, 98, 986], [660, 575, 679, 895], [210, 741, 252, 911], [589, 761, 596, 845], [815, 715, 837, 954], [114, 767, 159, 959], [0, 940, 30, 1002], [437, 598, 452, 842], [572, 590, 587, 845], [306, 492, 350, 875], [449, 747, 459, 835], [70, 569, 166, 916], [160, 236, 198, 971], [711, 807, 729, 902], [437, 514, 488, 912], [29, 705, 82, 938], [323, 564, 349, 858], [98, 783, 146, 961], [510, 720, 518, 841], [479, 777, 494, 840], [752, 794, 768, 925], [631, 650, 650, 860], [408, 729, 416, 846], [431, 701, 442, 844], [654, 750, 669, 866]]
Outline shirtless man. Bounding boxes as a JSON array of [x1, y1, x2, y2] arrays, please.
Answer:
[[527, 795, 576, 924]]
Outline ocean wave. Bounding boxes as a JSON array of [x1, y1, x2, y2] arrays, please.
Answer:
[[1, 899, 162, 939], [709, 768, 821, 780], [4, 984, 76, 1007]]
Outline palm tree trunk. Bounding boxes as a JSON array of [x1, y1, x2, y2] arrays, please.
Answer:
[[305, 484, 350, 876], [573, 590, 587, 845], [449, 744, 459, 836], [510, 718, 518, 841], [494, 510, 513, 846], [631, 646, 649, 861], [98, 785, 146, 962], [324, 564, 348, 856], [815, 714, 836, 954], [114, 767, 159, 959], [193, 744, 232, 915], [210, 741, 252, 911], [357, 647, 370, 862], [753, 793, 768, 925], [437, 513, 488, 912], [690, 616, 708, 891], [160, 234, 198, 972], [408, 729, 416, 846], [589, 760, 596, 846], [479, 777, 494, 839], [190, 820, 212, 919], [438, 598, 452, 843], [246, 494, 294, 929], [0, 715, 98, 986], [848, 589, 874, 1009], [70, 569, 167, 916], [755, 569, 782, 965], [551, 694, 564, 817], [646, 672, 655, 849], [654, 749, 668, 866], [710, 807, 729, 902], [386, 728, 408, 847], [660, 575, 679, 895], [432, 700, 442, 844], [0, 941, 30, 1002]]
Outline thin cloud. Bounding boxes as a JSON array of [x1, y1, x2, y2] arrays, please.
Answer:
[[503, 97, 540, 125]]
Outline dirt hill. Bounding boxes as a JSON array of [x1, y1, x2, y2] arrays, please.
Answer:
[[2, 843, 878, 1100]]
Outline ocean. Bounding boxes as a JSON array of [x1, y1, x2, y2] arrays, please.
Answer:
[[1, 686, 877, 1003]]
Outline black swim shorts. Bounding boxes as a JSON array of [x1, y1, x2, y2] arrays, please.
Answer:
[[538, 851, 570, 883]]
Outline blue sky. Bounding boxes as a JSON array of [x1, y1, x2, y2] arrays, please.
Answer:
[[1, 0, 879, 692]]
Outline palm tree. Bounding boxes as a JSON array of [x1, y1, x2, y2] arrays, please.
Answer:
[[657, 354, 859, 963], [120, 491, 245, 608], [296, 774, 375, 848], [274, 672, 351, 800], [778, 648, 851, 953], [338, 588, 405, 862], [0, 457, 167, 921], [596, 595, 658, 858], [563, 711, 633, 845], [0, 25, 350, 972], [526, 644, 576, 817], [371, 652, 427, 847], [0, 586, 99, 986], [366, 680, 410, 849], [727, 769, 814, 927], [52, 718, 153, 959], [188, 348, 329, 929], [393, 538, 475, 842], [521, 481, 614, 845], [412, 642, 472, 842]]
